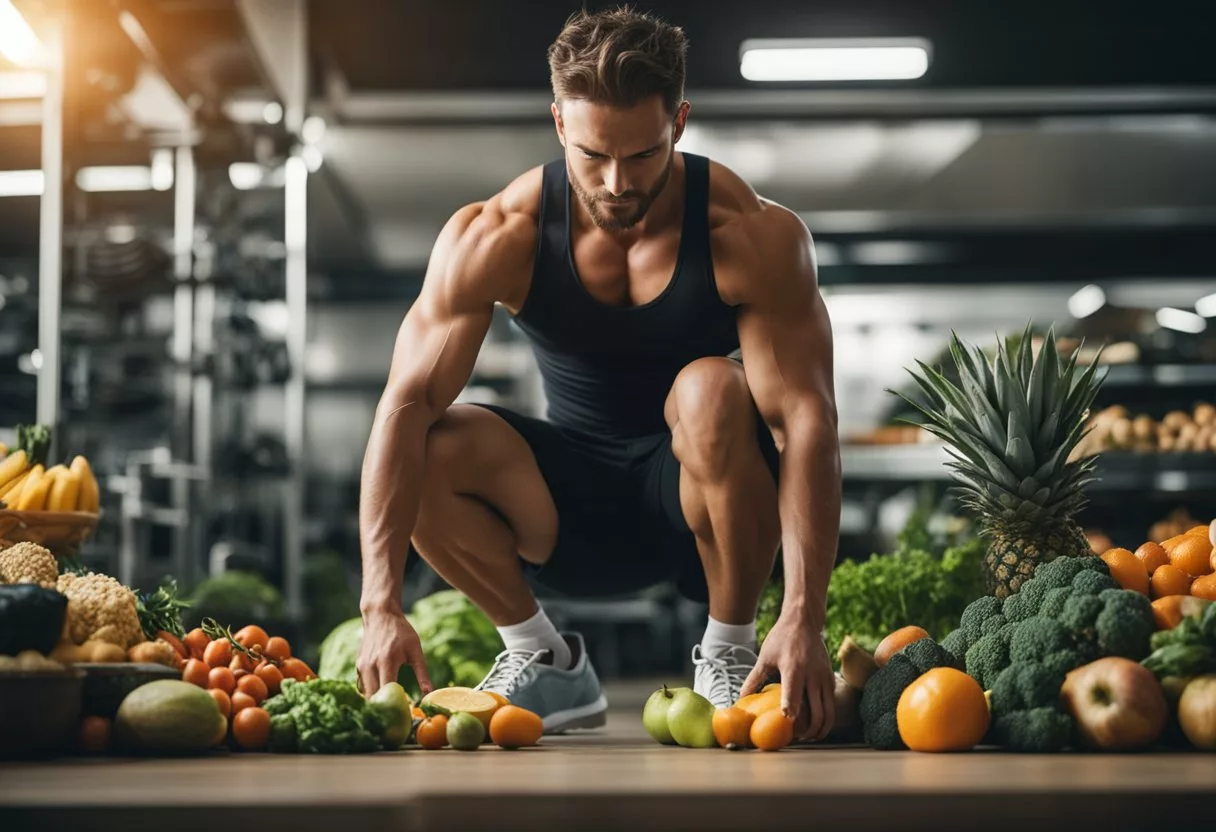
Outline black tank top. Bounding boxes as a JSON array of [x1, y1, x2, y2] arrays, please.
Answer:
[[511, 153, 740, 439]]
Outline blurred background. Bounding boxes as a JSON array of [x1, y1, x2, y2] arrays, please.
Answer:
[[2, 0, 1214, 677]]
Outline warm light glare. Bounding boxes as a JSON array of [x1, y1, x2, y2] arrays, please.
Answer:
[[0, 0, 44, 66], [1156, 307, 1208, 334], [76, 166, 154, 192], [1196, 293, 1216, 318], [740, 39, 930, 82], [0, 168, 43, 196], [1068, 284, 1106, 319], [0, 70, 45, 99]]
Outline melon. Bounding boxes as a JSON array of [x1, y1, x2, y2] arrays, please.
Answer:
[[419, 687, 499, 729], [114, 679, 227, 754]]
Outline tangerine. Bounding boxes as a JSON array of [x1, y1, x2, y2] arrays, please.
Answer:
[[1101, 548, 1150, 595], [712, 707, 756, 748], [874, 626, 931, 667], [750, 709, 795, 751], [1152, 564, 1193, 599], [1134, 542, 1170, 576], [897, 667, 989, 753], [1169, 535, 1214, 577]]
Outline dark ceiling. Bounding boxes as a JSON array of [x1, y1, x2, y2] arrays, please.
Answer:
[[309, 0, 1216, 93]]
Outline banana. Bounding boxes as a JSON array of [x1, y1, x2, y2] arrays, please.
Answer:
[[1, 468, 32, 504], [72, 456, 100, 513], [13, 464, 46, 510], [0, 450, 28, 491], [0, 442, 7, 456], [46, 465, 77, 512]]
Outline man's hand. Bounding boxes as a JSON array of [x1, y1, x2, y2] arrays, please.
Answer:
[[741, 613, 835, 741], [357, 609, 433, 697]]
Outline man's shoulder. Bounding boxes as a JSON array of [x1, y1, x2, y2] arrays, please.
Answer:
[[439, 166, 546, 304], [704, 158, 815, 302]]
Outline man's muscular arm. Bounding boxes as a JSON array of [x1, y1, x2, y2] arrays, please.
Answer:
[[357, 199, 533, 694], [729, 206, 842, 739]]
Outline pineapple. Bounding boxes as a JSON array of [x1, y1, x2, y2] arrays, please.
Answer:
[[894, 325, 1104, 598]]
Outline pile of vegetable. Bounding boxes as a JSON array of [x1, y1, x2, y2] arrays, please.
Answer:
[[757, 505, 985, 659], [265, 678, 398, 754], [319, 590, 501, 699]]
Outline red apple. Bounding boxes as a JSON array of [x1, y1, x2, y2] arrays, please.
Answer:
[[1060, 657, 1168, 751]]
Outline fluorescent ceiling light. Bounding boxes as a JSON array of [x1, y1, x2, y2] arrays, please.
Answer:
[[1196, 292, 1216, 318], [301, 115, 326, 144], [1156, 307, 1207, 334], [0, 168, 43, 196], [1068, 284, 1106, 319], [0, 70, 45, 99], [229, 162, 265, 190], [302, 145, 323, 172], [76, 166, 154, 192], [0, 0, 43, 66], [740, 38, 931, 82]]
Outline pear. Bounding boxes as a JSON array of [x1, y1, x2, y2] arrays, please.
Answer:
[[369, 681, 414, 750], [642, 684, 678, 744], [666, 687, 717, 749]]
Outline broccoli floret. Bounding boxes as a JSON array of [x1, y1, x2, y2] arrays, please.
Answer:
[[991, 660, 1068, 713], [958, 596, 1003, 649], [1008, 617, 1073, 663], [940, 628, 968, 666], [1031, 556, 1088, 589], [1039, 586, 1073, 620], [1070, 569, 1119, 597], [1002, 591, 1037, 623], [858, 639, 955, 750], [966, 625, 1013, 690], [1095, 589, 1155, 660], [1059, 594, 1103, 644], [992, 707, 1074, 752], [1041, 648, 1086, 681], [981, 613, 1007, 636]]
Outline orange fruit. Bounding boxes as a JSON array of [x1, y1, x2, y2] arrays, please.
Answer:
[[1152, 564, 1193, 599], [488, 705, 544, 749], [1191, 574, 1216, 601], [232, 707, 271, 751], [1186, 525, 1210, 537], [1134, 542, 1170, 576], [712, 707, 756, 748], [1169, 535, 1214, 577], [485, 691, 510, 711], [897, 667, 989, 752], [750, 709, 795, 751], [874, 625, 931, 667], [1101, 548, 1150, 595], [1151, 595, 1188, 630], [416, 715, 448, 749], [735, 686, 782, 716]]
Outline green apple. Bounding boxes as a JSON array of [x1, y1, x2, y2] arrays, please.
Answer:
[[369, 681, 413, 750], [667, 688, 717, 749], [642, 684, 678, 744]]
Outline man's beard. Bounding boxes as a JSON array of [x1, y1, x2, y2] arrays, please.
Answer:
[[569, 152, 673, 232]]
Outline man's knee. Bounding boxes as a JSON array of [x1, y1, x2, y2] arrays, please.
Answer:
[[422, 404, 488, 482], [670, 357, 756, 479]]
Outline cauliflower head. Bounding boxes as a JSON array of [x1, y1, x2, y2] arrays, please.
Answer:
[[55, 571, 142, 647], [0, 542, 59, 589]]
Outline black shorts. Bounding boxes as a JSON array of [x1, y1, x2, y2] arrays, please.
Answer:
[[471, 403, 780, 603]]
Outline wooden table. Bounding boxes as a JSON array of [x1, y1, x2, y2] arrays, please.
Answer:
[[2, 682, 1214, 831]]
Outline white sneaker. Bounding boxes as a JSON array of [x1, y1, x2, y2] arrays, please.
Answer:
[[692, 644, 758, 710]]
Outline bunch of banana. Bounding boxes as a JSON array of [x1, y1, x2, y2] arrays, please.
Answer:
[[0, 448, 100, 513]]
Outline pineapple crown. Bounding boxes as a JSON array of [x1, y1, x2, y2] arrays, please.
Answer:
[[890, 324, 1105, 529]]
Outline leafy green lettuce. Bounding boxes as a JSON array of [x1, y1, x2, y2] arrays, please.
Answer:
[[264, 678, 388, 754], [318, 590, 502, 699]]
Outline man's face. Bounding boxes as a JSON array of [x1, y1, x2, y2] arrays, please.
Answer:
[[553, 95, 689, 232]]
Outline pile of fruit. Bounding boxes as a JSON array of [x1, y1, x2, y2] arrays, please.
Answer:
[[1076, 403, 1216, 457], [0, 426, 100, 513]]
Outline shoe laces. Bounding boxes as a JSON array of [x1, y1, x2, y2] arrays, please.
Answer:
[[475, 648, 545, 696], [692, 645, 753, 708]]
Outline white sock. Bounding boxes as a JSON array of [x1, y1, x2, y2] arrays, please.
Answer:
[[701, 616, 757, 658], [497, 606, 572, 669]]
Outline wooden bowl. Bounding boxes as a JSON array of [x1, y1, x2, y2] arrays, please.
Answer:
[[0, 510, 100, 559]]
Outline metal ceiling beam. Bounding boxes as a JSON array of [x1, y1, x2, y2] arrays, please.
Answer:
[[234, 0, 307, 134], [330, 87, 1216, 126]]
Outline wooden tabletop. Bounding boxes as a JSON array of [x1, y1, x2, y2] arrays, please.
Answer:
[[3, 692, 1215, 831]]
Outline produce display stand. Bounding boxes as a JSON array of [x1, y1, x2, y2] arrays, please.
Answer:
[[1, 699, 1213, 832]]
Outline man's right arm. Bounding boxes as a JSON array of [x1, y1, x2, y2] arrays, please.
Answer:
[[357, 200, 531, 693]]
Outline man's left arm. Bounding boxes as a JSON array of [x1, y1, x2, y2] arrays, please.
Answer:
[[731, 207, 841, 740]]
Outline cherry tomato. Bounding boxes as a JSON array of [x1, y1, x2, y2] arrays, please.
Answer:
[[208, 688, 232, 720], [78, 716, 111, 754], [234, 625, 270, 652], [182, 658, 209, 688], [230, 691, 257, 714], [203, 638, 233, 668], [232, 707, 271, 751], [229, 652, 254, 673], [255, 662, 284, 697], [237, 673, 269, 703], [183, 628, 210, 661], [207, 666, 236, 695], [263, 636, 292, 662], [416, 715, 448, 750], [157, 631, 188, 660]]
